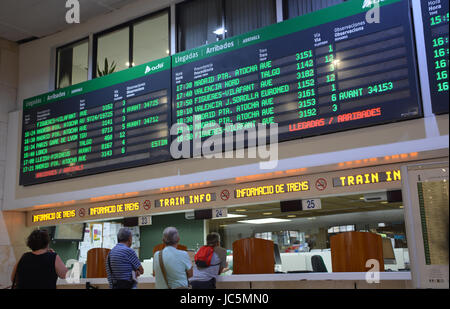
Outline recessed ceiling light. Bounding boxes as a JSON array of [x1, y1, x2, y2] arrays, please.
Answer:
[[238, 218, 291, 224], [213, 27, 227, 35], [287, 215, 296, 218], [235, 209, 247, 212], [212, 214, 247, 219], [262, 212, 272, 215]]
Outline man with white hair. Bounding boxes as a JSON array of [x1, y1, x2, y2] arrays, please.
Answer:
[[153, 227, 193, 289]]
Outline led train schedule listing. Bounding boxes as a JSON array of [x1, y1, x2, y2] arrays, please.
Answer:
[[421, 0, 449, 114], [172, 0, 421, 145], [20, 58, 172, 185]]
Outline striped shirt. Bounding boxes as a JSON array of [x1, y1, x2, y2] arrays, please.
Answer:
[[106, 243, 141, 288]]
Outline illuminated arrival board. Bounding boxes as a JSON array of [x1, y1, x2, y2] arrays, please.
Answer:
[[421, 0, 449, 114], [172, 0, 421, 149], [20, 58, 172, 185], [21, 0, 424, 186]]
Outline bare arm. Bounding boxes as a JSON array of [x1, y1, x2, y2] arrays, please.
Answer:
[[136, 265, 144, 276], [55, 255, 69, 279], [10, 261, 18, 283], [186, 267, 193, 279]]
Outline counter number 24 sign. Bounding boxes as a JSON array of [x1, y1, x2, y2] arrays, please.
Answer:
[[301, 199, 322, 210]]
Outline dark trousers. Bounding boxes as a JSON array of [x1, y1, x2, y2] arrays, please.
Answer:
[[190, 278, 216, 289]]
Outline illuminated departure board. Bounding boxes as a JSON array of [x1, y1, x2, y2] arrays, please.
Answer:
[[172, 0, 421, 148], [20, 58, 171, 185], [21, 0, 425, 186], [421, 0, 449, 114]]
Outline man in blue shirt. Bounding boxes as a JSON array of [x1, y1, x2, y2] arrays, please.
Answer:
[[106, 228, 143, 289]]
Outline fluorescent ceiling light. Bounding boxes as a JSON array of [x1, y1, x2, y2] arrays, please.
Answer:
[[238, 218, 291, 224], [212, 214, 247, 220]]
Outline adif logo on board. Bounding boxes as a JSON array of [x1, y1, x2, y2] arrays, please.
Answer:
[[66, 0, 80, 24], [144, 62, 165, 74]]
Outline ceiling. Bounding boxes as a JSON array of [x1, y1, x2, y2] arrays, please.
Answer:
[[0, 0, 142, 42]]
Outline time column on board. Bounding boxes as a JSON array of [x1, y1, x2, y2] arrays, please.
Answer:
[[22, 120, 36, 174], [174, 77, 194, 142]]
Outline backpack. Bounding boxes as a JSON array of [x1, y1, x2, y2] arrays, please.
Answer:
[[194, 246, 220, 268]]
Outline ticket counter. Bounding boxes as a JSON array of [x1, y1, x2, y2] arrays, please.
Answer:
[[23, 161, 437, 289]]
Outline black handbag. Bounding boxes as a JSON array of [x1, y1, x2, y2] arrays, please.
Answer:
[[107, 254, 134, 289]]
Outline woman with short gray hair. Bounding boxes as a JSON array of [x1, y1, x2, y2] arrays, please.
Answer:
[[154, 227, 193, 289], [162, 227, 180, 246]]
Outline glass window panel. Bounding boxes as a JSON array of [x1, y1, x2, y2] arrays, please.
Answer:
[[133, 11, 170, 66], [284, 0, 345, 19], [56, 39, 88, 89], [224, 0, 276, 37], [177, 0, 223, 52], [96, 27, 129, 77]]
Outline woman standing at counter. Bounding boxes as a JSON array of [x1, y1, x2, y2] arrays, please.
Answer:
[[10, 229, 68, 289], [153, 227, 193, 289]]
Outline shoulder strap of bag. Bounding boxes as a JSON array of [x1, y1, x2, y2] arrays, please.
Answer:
[[158, 249, 171, 289], [107, 253, 117, 281]]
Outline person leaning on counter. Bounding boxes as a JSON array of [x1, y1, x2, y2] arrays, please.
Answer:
[[189, 232, 228, 289], [153, 227, 193, 289], [10, 229, 68, 289], [106, 227, 144, 289]]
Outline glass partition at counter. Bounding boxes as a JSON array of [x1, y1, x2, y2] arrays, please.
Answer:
[[38, 192, 410, 278], [207, 192, 410, 273]]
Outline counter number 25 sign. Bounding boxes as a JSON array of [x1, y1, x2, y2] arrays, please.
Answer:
[[301, 199, 322, 210]]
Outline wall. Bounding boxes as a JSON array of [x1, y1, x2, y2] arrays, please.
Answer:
[[0, 38, 18, 209], [0, 38, 29, 288]]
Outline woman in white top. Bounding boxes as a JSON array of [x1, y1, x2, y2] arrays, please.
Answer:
[[153, 227, 193, 289]]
